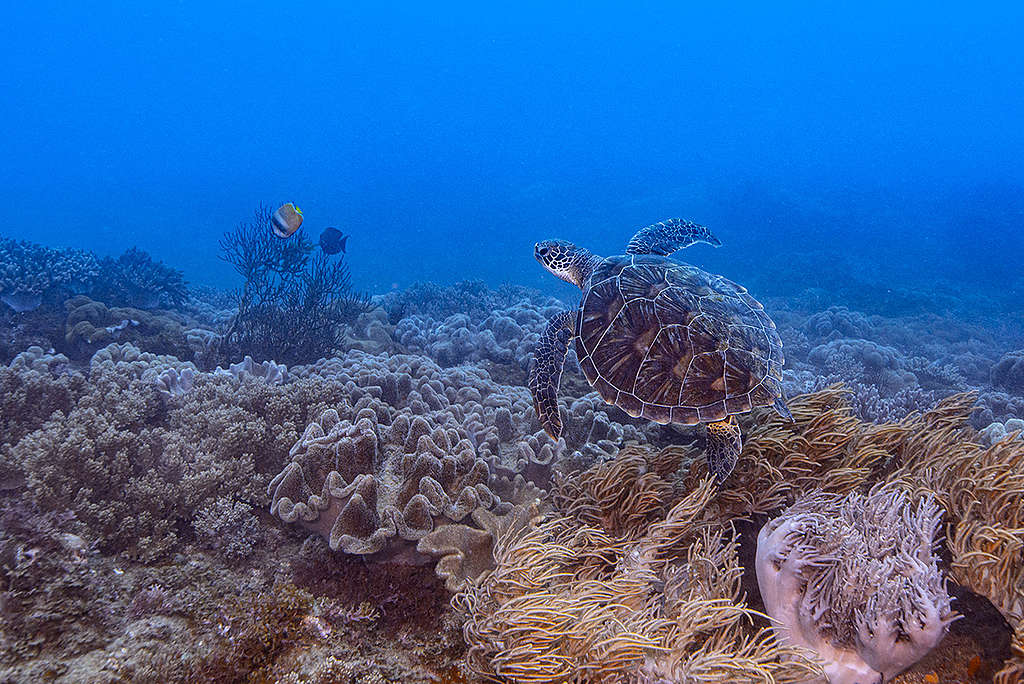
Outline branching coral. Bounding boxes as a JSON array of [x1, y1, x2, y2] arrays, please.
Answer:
[[92, 247, 189, 309], [5, 342, 351, 562], [218, 204, 372, 365], [454, 472, 821, 683], [0, 347, 85, 452], [756, 487, 955, 684], [0, 236, 99, 312]]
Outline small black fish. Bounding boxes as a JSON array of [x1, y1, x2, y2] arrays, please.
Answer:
[[319, 227, 348, 255]]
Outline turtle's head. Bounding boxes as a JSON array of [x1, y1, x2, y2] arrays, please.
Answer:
[[535, 240, 595, 289]]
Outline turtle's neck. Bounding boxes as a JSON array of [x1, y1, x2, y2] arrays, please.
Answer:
[[562, 249, 602, 289]]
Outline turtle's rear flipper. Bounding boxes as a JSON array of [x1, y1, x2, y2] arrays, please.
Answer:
[[528, 311, 575, 439], [705, 416, 742, 484], [626, 218, 721, 255]]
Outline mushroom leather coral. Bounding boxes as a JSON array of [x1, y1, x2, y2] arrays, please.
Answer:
[[268, 405, 501, 555]]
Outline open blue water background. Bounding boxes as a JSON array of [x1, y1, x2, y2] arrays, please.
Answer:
[[3, 2, 1023, 302]]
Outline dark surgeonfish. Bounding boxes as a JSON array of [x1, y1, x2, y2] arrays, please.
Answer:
[[271, 203, 303, 238], [319, 227, 348, 255]]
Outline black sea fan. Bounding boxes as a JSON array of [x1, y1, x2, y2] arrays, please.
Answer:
[[217, 204, 372, 365]]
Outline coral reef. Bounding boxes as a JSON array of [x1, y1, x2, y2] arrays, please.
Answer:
[[887, 394, 1024, 684], [91, 247, 189, 309], [213, 354, 287, 385], [4, 342, 352, 561], [63, 295, 193, 360], [218, 204, 372, 365], [0, 347, 84, 452], [2, 265, 1023, 683], [0, 239, 187, 316], [978, 418, 1024, 447], [992, 350, 1024, 394], [756, 487, 955, 684], [0, 236, 99, 312]]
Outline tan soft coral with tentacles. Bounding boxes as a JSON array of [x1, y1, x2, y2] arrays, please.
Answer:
[[454, 452, 822, 683], [885, 394, 1024, 684]]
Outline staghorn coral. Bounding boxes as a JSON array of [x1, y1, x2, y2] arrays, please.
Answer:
[[756, 487, 955, 684], [454, 468, 821, 683]]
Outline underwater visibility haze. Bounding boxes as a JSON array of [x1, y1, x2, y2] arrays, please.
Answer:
[[1, 2, 1024, 683]]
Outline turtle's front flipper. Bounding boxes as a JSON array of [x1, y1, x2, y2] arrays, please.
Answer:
[[626, 218, 721, 255], [705, 416, 742, 484], [528, 311, 575, 439]]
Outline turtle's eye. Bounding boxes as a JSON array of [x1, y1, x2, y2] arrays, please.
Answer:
[[538, 246, 550, 256]]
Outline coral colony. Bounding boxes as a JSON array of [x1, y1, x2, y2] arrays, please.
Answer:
[[1, 213, 1023, 683]]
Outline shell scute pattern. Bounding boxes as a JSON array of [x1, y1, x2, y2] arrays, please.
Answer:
[[577, 254, 784, 425]]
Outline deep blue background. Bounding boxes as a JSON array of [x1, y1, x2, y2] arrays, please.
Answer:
[[3, 2, 1023, 299]]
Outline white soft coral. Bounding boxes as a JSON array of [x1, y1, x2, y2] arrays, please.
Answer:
[[756, 487, 957, 684]]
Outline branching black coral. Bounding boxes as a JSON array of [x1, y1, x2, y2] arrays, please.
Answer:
[[218, 205, 371, 365]]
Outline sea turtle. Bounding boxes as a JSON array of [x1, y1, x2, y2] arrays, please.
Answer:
[[528, 218, 791, 483]]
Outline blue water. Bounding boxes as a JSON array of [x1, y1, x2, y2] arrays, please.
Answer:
[[3, 2, 1023, 298]]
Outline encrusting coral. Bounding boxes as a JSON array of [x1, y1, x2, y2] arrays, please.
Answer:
[[756, 487, 956, 684], [454, 461, 823, 683]]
